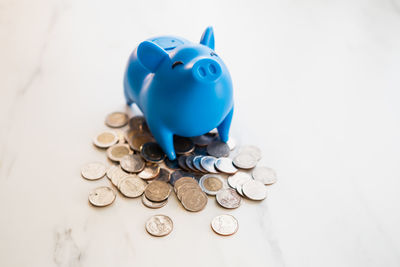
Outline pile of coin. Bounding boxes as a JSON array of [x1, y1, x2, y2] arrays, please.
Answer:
[[81, 111, 277, 236]]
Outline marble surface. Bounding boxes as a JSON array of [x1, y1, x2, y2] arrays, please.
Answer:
[[1, 0, 400, 266]]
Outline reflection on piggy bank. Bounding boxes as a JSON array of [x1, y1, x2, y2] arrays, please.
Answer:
[[124, 27, 234, 160]]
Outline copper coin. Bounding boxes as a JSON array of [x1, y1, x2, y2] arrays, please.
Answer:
[[128, 132, 155, 152], [178, 155, 190, 171], [145, 180, 172, 202], [154, 168, 171, 183], [180, 189, 208, 212], [141, 142, 165, 163], [174, 136, 195, 155], [120, 154, 145, 173], [138, 163, 160, 180]]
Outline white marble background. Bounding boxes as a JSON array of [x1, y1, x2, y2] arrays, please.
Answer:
[[1, 0, 400, 266]]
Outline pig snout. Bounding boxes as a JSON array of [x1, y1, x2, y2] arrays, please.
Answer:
[[192, 58, 222, 82]]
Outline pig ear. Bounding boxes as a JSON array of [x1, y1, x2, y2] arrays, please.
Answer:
[[137, 41, 169, 73], [200, 26, 215, 50]]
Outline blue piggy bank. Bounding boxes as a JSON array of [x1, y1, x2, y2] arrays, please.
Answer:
[[124, 27, 233, 160]]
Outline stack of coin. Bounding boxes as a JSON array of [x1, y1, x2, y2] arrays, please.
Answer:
[[81, 110, 278, 236], [173, 177, 208, 212]]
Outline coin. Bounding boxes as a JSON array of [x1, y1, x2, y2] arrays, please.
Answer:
[[141, 194, 168, 209], [128, 132, 155, 152], [81, 162, 106, 180], [88, 186, 116, 207], [211, 214, 238, 236], [145, 180, 171, 202], [193, 155, 207, 173], [215, 157, 238, 174], [178, 155, 190, 171], [174, 136, 195, 155], [120, 154, 145, 173], [154, 168, 171, 182], [93, 131, 118, 148], [165, 158, 180, 170], [105, 112, 129, 128], [232, 153, 257, 169], [185, 155, 198, 172], [115, 130, 126, 144], [180, 188, 208, 212], [176, 182, 202, 201], [145, 215, 173, 237], [252, 166, 277, 185], [242, 180, 267, 200], [207, 141, 230, 158], [174, 176, 198, 191], [141, 142, 166, 163], [170, 170, 195, 185], [200, 156, 219, 173], [199, 174, 224, 195], [194, 146, 208, 155], [108, 166, 129, 186], [129, 116, 150, 133], [118, 175, 147, 198], [232, 172, 252, 192], [138, 163, 160, 180], [191, 133, 216, 146], [106, 144, 131, 162], [238, 145, 262, 161], [216, 188, 241, 209]]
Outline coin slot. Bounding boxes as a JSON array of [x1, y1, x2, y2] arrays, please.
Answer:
[[172, 61, 183, 69]]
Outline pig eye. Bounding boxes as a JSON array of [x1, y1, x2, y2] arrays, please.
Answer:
[[210, 52, 218, 57], [172, 61, 183, 69]]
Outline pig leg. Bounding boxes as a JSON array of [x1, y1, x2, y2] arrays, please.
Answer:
[[147, 122, 176, 160], [217, 106, 234, 143]]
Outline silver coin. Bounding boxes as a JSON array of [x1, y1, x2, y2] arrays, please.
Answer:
[[207, 141, 230, 158], [252, 166, 277, 185], [115, 130, 126, 144], [81, 162, 106, 180], [238, 145, 262, 161], [88, 186, 116, 207], [145, 215, 173, 237], [141, 142, 166, 163], [93, 131, 118, 148], [178, 155, 190, 171], [174, 136, 195, 155], [236, 184, 245, 197], [216, 188, 241, 209], [106, 165, 118, 181], [199, 174, 224, 195], [108, 166, 129, 186], [211, 214, 238, 236], [106, 144, 132, 162], [232, 153, 258, 169], [194, 146, 208, 155], [118, 175, 147, 198], [105, 112, 129, 128], [185, 155, 198, 172], [141, 194, 168, 209], [226, 137, 237, 150], [215, 157, 238, 174], [138, 163, 160, 180], [200, 156, 219, 173], [120, 154, 145, 173], [193, 156, 207, 173], [154, 168, 171, 183], [191, 133, 217, 146], [242, 180, 267, 200]]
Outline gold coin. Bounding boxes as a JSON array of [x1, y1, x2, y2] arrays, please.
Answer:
[[138, 163, 160, 180], [181, 189, 208, 212], [145, 215, 173, 237], [105, 112, 129, 128], [145, 180, 171, 202], [176, 183, 201, 201], [173, 177, 198, 191], [118, 175, 147, 198], [88, 186, 116, 207], [93, 131, 118, 148], [106, 144, 131, 162], [81, 162, 106, 180], [141, 194, 168, 209]]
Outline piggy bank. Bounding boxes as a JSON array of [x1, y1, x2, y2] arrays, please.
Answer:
[[123, 26, 233, 160]]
